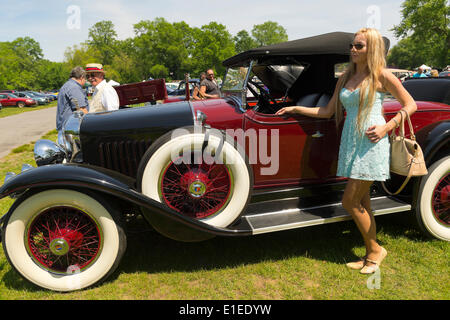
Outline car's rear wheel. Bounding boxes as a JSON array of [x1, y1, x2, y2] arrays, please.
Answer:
[[415, 156, 450, 241], [2, 189, 126, 291], [138, 127, 253, 229]]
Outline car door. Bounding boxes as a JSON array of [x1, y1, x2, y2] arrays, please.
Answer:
[[0, 94, 11, 106], [243, 109, 341, 187]]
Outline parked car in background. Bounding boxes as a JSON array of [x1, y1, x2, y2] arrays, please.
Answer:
[[168, 79, 200, 96], [25, 91, 50, 104], [16, 92, 46, 105], [0, 90, 18, 95], [165, 82, 179, 91], [44, 91, 58, 99], [0, 93, 37, 107], [1, 32, 449, 292], [439, 71, 450, 77]]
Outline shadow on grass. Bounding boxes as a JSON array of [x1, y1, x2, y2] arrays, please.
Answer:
[[0, 210, 430, 292], [115, 210, 429, 276]]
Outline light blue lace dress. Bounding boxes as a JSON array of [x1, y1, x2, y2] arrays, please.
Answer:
[[337, 88, 390, 181]]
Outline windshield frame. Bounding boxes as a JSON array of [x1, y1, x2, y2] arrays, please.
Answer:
[[221, 60, 255, 111]]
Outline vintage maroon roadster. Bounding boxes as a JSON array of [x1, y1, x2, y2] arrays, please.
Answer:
[[1, 32, 449, 291]]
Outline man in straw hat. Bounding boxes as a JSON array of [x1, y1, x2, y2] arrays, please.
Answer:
[[85, 63, 119, 112]]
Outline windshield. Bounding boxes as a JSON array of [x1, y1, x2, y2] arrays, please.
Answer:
[[222, 66, 249, 92]]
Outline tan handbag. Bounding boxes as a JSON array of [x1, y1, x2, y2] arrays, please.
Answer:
[[382, 110, 428, 195]]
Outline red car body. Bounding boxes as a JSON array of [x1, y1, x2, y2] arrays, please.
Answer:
[[0, 92, 36, 107]]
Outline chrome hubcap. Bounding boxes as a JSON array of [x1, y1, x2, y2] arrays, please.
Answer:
[[49, 238, 70, 256], [189, 180, 207, 198]]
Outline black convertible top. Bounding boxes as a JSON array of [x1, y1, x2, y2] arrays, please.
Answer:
[[223, 31, 390, 100], [223, 31, 390, 67]]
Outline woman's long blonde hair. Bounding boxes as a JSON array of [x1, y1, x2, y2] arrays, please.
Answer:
[[335, 28, 386, 133]]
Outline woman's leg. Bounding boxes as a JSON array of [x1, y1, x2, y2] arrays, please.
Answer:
[[342, 179, 382, 265], [361, 189, 377, 255]]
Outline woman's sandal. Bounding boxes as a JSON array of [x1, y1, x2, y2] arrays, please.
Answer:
[[346, 256, 367, 270], [360, 247, 387, 274]]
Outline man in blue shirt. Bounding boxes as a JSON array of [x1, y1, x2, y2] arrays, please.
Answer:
[[413, 67, 427, 78], [56, 66, 89, 132]]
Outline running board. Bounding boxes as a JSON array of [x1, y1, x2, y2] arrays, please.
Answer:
[[235, 196, 411, 235]]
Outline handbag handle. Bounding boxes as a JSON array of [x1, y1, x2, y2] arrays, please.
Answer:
[[399, 109, 415, 140], [383, 109, 420, 195]]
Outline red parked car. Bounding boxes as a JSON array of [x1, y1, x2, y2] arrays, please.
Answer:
[[1, 32, 449, 292], [0, 92, 36, 108]]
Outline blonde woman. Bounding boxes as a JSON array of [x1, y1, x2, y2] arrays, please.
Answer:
[[276, 28, 417, 274]]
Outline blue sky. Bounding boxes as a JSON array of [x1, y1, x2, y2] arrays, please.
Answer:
[[0, 0, 404, 62]]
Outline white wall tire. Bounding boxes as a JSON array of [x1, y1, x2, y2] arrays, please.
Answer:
[[416, 156, 450, 241], [2, 189, 126, 291], [139, 128, 252, 228]]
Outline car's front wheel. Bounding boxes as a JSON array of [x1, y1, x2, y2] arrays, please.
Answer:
[[16, 102, 25, 108], [415, 156, 450, 241], [138, 127, 253, 229], [2, 189, 126, 291]]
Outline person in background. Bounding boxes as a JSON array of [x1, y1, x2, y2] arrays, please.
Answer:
[[85, 63, 120, 112], [192, 72, 206, 100], [413, 67, 427, 78], [199, 69, 221, 99], [56, 66, 88, 132]]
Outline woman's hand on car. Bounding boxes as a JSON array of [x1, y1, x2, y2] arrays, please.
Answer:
[[275, 106, 298, 116]]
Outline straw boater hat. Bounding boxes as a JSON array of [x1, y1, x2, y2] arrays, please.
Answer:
[[85, 63, 105, 74]]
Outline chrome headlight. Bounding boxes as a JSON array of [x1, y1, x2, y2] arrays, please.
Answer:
[[34, 140, 66, 166]]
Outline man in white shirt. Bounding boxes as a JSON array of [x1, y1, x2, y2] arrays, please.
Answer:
[[85, 63, 120, 112]]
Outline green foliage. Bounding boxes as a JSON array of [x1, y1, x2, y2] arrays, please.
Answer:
[[64, 43, 102, 69], [190, 22, 236, 76], [390, 0, 450, 68], [87, 20, 118, 66], [0, 18, 289, 90], [234, 30, 258, 53], [251, 21, 289, 47], [0, 38, 68, 91], [387, 38, 431, 69]]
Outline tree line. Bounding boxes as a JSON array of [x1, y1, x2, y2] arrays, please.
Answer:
[[387, 0, 449, 70], [0, 0, 447, 91], [0, 19, 288, 91]]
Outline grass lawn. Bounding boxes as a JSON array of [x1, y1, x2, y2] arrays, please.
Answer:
[[0, 130, 448, 300], [0, 101, 57, 118]]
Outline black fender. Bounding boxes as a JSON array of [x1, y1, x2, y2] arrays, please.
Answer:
[[420, 120, 450, 164], [0, 164, 252, 237]]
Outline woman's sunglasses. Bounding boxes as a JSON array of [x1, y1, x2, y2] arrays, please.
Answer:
[[349, 43, 365, 50]]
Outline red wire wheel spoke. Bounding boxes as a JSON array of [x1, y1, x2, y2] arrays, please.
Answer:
[[26, 206, 101, 274], [432, 173, 450, 226], [161, 158, 232, 219]]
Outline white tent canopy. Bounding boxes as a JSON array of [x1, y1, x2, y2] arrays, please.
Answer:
[[418, 64, 431, 70]]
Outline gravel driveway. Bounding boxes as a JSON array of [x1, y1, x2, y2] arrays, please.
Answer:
[[0, 107, 56, 159]]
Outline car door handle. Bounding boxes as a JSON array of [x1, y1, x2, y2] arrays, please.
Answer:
[[311, 131, 324, 138]]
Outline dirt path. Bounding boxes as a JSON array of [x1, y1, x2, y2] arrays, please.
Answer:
[[0, 107, 56, 159]]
